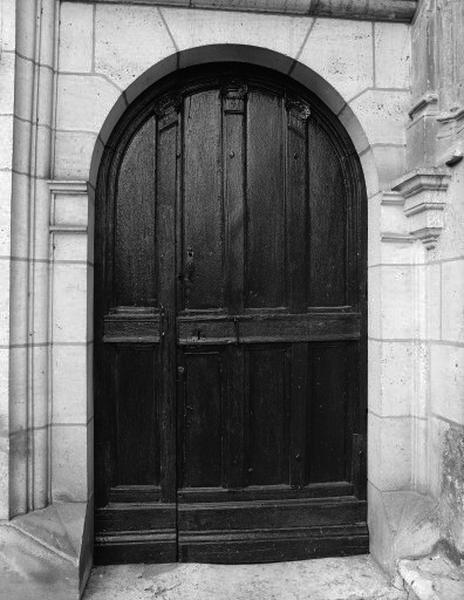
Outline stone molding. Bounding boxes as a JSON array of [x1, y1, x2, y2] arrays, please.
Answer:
[[64, 0, 418, 22], [392, 168, 451, 250]]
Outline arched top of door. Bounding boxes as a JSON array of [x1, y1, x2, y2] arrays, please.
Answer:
[[89, 44, 374, 194]]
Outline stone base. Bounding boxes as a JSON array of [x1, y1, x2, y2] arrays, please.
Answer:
[[0, 502, 92, 600], [369, 486, 442, 574], [399, 548, 464, 600]]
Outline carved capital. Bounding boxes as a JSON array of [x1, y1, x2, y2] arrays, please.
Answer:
[[392, 168, 451, 250]]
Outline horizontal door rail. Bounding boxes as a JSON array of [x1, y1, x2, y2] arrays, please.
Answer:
[[103, 310, 361, 344], [178, 312, 361, 344]]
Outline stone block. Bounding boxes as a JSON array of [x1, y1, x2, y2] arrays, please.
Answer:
[[367, 192, 382, 267], [52, 424, 89, 502], [406, 115, 439, 170], [54, 130, 97, 179], [373, 144, 407, 190], [30, 345, 50, 429], [59, 2, 94, 73], [368, 413, 411, 490], [9, 346, 27, 435], [161, 7, 312, 66], [0, 259, 11, 347], [299, 17, 373, 102], [441, 259, 464, 343], [16, 0, 37, 60], [380, 265, 414, 339], [53, 232, 88, 263], [430, 343, 464, 425], [34, 123, 54, 180], [10, 172, 31, 260], [0, 347, 9, 519], [30, 260, 50, 345], [13, 56, 34, 123], [374, 23, 410, 90], [0, 51, 15, 114], [94, 4, 175, 90], [54, 194, 88, 227], [0, 115, 14, 171], [11, 116, 31, 174], [349, 90, 410, 146], [52, 263, 88, 344], [52, 345, 88, 425], [338, 104, 370, 154], [0, 172, 12, 256], [32, 177, 53, 261], [360, 149, 381, 199], [434, 167, 464, 262], [368, 265, 381, 338], [56, 74, 120, 134], [0, 0, 16, 53], [426, 263, 441, 340], [380, 238, 414, 264], [379, 341, 414, 417], [9, 258, 28, 346]]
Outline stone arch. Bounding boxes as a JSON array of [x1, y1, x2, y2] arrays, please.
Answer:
[[88, 45, 378, 197]]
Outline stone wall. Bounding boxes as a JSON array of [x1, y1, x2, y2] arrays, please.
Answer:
[[5, 0, 464, 598], [409, 0, 464, 557]]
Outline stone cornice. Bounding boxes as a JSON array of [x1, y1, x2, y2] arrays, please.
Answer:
[[392, 168, 451, 250], [65, 0, 418, 22]]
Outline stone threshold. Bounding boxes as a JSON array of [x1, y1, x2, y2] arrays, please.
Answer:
[[83, 555, 407, 600]]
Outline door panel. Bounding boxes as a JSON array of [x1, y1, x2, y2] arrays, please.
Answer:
[[95, 65, 367, 565], [114, 116, 157, 307], [183, 90, 224, 310], [247, 346, 289, 486], [179, 350, 224, 488], [246, 91, 285, 309]]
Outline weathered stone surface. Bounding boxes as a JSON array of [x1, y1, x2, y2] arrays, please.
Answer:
[[83, 555, 407, 600], [0, 502, 92, 600], [66, 0, 418, 22], [399, 550, 464, 600]]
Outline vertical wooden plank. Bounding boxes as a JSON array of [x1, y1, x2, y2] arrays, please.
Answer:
[[223, 83, 246, 314], [307, 118, 346, 307], [246, 91, 285, 309], [115, 117, 156, 307], [286, 99, 310, 312], [307, 342, 347, 483], [247, 347, 289, 485], [115, 346, 160, 485], [156, 101, 179, 503], [183, 90, 223, 310], [180, 351, 223, 487], [223, 346, 246, 489], [289, 343, 308, 489]]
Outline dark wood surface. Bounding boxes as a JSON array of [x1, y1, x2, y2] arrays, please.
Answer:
[[94, 64, 367, 564]]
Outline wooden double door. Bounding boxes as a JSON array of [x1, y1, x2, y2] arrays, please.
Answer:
[[94, 65, 367, 564]]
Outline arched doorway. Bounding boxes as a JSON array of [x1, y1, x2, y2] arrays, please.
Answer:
[[94, 63, 367, 564]]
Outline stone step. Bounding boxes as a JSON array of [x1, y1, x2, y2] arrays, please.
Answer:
[[84, 554, 407, 600]]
